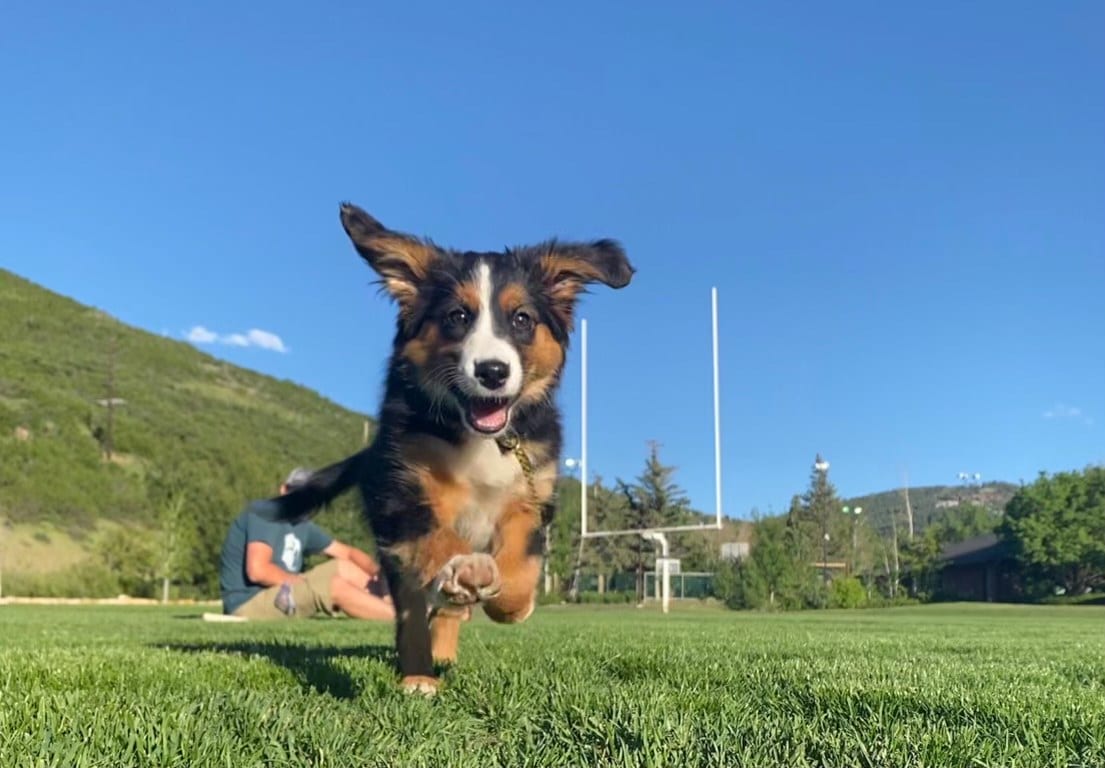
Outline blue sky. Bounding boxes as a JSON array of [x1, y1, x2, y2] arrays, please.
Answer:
[[2, 2, 1102, 520]]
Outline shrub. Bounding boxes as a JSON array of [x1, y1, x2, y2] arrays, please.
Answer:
[[829, 576, 867, 609], [4, 564, 121, 598]]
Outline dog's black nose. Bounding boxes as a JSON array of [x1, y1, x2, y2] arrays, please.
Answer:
[[474, 360, 510, 390]]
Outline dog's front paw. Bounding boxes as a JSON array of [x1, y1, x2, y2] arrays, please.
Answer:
[[432, 553, 501, 605]]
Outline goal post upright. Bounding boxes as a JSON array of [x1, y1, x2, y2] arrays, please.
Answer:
[[712, 285, 722, 530], [580, 317, 588, 538], [574, 287, 725, 610]]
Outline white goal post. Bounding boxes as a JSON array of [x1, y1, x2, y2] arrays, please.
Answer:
[[573, 287, 725, 613]]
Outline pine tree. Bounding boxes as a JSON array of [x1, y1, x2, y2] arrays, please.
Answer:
[[801, 454, 845, 580], [615, 441, 696, 602]]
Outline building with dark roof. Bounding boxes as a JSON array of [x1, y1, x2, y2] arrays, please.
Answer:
[[937, 533, 1020, 602]]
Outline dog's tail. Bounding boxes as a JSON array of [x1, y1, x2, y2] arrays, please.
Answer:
[[255, 448, 369, 524]]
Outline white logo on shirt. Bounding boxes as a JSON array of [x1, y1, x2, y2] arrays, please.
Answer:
[[281, 532, 302, 571]]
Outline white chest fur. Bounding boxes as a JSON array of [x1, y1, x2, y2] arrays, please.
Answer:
[[448, 436, 524, 551]]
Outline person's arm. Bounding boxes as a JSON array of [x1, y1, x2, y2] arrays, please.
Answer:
[[323, 539, 381, 578], [245, 541, 303, 586]]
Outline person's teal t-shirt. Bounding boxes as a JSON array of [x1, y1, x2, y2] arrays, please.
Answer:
[[218, 499, 334, 614]]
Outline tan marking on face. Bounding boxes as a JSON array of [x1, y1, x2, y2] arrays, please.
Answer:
[[456, 280, 481, 313], [498, 282, 528, 315], [526, 324, 563, 376], [519, 324, 564, 405], [401, 323, 441, 368]]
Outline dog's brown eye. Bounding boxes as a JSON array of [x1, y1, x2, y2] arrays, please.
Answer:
[[446, 308, 471, 328], [512, 310, 534, 333]]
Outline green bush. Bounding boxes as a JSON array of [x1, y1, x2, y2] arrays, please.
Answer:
[[3, 564, 122, 598], [575, 591, 635, 604], [828, 576, 867, 609]]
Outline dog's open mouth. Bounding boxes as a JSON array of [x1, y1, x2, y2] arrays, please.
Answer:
[[464, 397, 512, 435]]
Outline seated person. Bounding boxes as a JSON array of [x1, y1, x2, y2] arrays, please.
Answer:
[[218, 467, 394, 621]]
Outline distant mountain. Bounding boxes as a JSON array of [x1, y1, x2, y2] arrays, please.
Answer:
[[843, 482, 1019, 536]]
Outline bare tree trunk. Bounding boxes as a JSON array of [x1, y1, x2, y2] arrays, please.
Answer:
[[891, 512, 900, 598], [161, 577, 170, 604]]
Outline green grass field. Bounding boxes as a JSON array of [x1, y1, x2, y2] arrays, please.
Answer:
[[1, 602, 1101, 767]]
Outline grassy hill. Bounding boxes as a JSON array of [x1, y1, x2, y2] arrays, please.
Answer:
[[844, 482, 1018, 537], [0, 268, 373, 594]]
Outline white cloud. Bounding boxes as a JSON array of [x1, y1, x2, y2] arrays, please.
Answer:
[[244, 329, 287, 353], [186, 325, 219, 344], [184, 325, 288, 353], [1043, 403, 1092, 425]]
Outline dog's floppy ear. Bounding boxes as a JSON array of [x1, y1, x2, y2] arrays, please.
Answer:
[[537, 239, 635, 329], [340, 202, 438, 311]]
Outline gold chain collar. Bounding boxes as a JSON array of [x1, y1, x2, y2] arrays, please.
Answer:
[[496, 432, 537, 506]]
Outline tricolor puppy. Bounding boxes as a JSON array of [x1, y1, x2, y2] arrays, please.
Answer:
[[266, 203, 634, 693]]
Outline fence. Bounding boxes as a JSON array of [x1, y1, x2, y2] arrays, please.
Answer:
[[571, 571, 717, 601]]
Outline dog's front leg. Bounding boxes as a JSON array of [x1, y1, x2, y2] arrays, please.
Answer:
[[483, 499, 545, 624], [385, 526, 484, 692], [379, 555, 436, 693]]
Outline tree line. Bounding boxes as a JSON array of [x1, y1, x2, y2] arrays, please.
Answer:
[[713, 457, 1105, 610]]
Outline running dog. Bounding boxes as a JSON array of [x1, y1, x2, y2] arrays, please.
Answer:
[[264, 203, 634, 693]]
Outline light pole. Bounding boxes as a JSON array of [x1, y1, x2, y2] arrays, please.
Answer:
[[956, 471, 982, 504]]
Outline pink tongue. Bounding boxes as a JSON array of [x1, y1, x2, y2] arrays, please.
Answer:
[[470, 402, 508, 432]]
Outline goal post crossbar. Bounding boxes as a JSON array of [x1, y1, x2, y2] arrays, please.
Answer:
[[581, 522, 722, 540]]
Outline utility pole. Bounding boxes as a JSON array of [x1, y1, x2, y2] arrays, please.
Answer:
[[105, 334, 116, 460], [96, 334, 125, 460]]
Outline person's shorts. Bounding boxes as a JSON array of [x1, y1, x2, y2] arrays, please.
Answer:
[[232, 559, 340, 620]]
